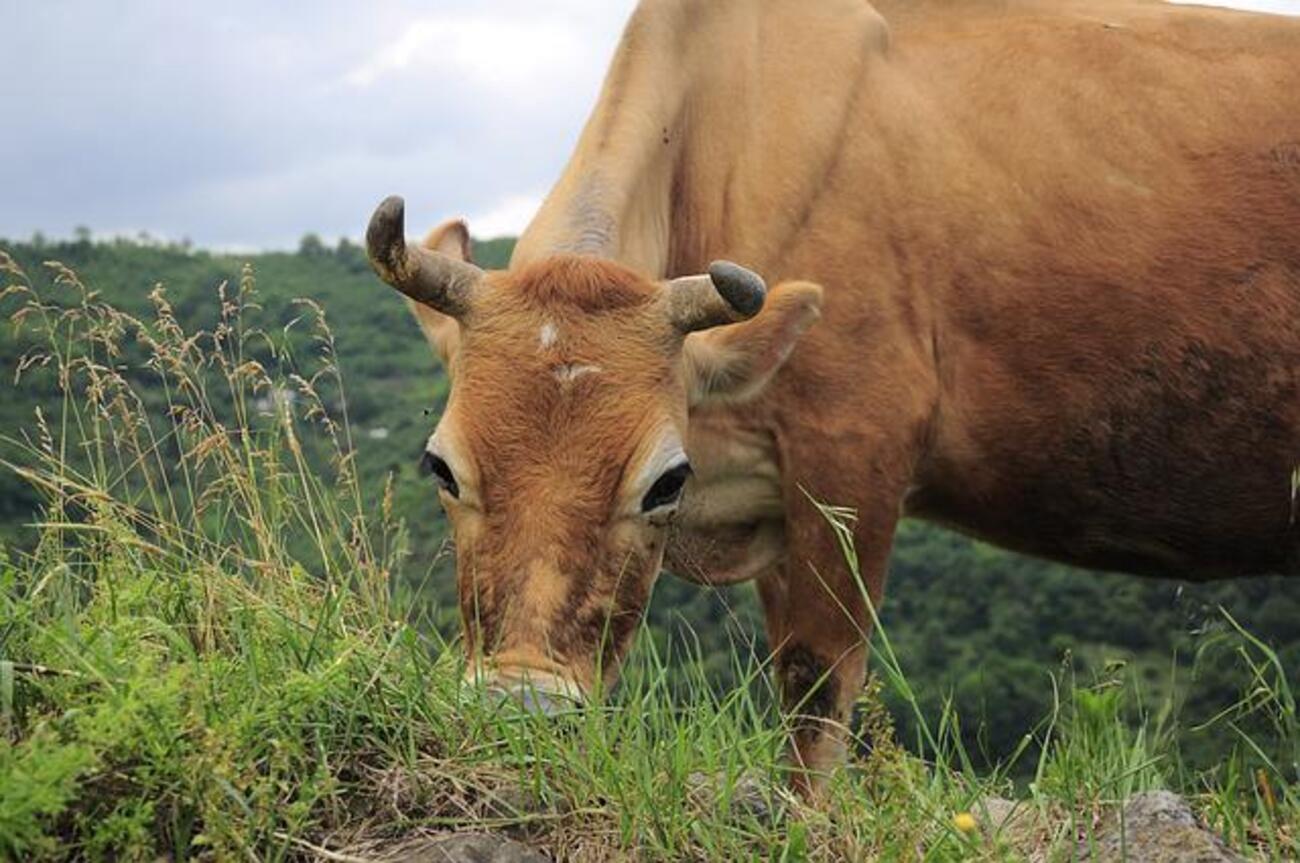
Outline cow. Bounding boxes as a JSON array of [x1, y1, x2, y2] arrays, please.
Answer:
[[365, 0, 1300, 794]]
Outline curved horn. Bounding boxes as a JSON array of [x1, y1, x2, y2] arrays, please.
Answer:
[[666, 260, 767, 333], [366, 195, 483, 318]]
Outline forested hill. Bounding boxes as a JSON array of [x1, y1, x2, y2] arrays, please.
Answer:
[[2, 232, 1297, 770]]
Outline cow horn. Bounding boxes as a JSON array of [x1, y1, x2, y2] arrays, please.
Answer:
[[666, 261, 767, 333], [366, 195, 483, 318]]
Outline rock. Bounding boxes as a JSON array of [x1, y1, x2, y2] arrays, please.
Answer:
[[979, 796, 1031, 829], [970, 795, 1051, 857], [978, 796, 1044, 839], [1082, 790, 1245, 863], [385, 833, 550, 863], [686, 769, 786, 823], [478, 783, 556, 822]]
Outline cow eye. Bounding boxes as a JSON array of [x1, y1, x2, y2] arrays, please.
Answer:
[[642, 462, 692, 513], [420, 451, 460, 499]]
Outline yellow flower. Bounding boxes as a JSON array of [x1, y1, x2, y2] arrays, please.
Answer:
[[953, 812, 979, 834]]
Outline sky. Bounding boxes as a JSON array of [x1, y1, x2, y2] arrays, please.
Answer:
[[1, 0, 1296, 250]]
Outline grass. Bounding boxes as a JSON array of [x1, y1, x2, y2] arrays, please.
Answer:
[[0, 252, 1296, 860]]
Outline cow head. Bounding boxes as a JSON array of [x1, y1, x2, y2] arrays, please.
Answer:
[[367, 196, 822, 710]]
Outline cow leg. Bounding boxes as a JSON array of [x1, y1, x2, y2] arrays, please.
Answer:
[[759, 488, 898, 798]]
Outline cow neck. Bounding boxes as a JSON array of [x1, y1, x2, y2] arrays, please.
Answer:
[[510, 2, 697, 278], [511, 0, 895, 285]]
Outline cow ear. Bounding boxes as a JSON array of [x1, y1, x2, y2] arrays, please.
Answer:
[[407, 218, 473, 366], [683, 281, 823, 405]]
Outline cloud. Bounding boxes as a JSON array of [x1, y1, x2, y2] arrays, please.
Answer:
[[1172, 0, 1300, 11], [0, 0, 634, 249], [0, 0, 1294, 250], [469, 194, 545, 239], [345, 13, 582, 94]]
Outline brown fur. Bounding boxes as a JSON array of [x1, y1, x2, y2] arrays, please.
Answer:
[[395, 0, 1300, 795], [505, 257, 660, 313], [423, 249, 690, 689]]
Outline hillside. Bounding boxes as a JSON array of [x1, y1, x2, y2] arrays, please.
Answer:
[[0, 237, 1297, 858]]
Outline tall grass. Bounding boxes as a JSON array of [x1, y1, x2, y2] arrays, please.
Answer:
[[0, 253, 1295, 860]]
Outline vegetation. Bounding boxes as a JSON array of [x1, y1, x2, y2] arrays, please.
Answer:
[[0, 239, 1297, 858]]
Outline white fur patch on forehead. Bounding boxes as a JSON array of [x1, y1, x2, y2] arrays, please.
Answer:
[[552, 363, 602, 383], [539, 321, 559, 349]]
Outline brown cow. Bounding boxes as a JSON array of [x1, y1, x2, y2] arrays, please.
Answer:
[[367, 0, 1300, 793]]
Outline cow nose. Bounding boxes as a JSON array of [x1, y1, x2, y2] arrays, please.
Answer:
[[487, 683, 574, 717], [516, 685, 564, 717]]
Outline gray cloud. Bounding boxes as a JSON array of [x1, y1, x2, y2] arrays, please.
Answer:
[[1, 0, 636, 248], [1, 0, 1295, 249]]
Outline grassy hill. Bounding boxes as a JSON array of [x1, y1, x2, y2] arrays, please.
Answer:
[[0, 238, 1296, 858]]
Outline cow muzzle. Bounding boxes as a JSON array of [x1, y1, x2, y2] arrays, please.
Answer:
[[477, 667, 587, 717], [488, 683, 577, 717]]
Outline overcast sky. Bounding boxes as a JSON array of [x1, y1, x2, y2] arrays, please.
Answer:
[[2, 0, 1296, 250]]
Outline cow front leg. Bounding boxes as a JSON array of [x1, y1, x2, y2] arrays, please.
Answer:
[[773, 622, 869, 797], [759, 494, 896, 798]]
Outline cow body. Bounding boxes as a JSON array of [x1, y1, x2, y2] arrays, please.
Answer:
[[379, 0, 1300, 791], [884, 1, 1300, 581]]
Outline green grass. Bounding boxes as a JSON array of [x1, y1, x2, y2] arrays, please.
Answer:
[[0, 253, 1296, 860]]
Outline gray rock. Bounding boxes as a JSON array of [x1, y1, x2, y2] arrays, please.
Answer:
[[1082, 790, 1245, 863], [478, 783, 555, 822], [686, 769, 786, 823], [386, 833, 549, 863], [1126, 790, 1200, 826], [978, 795, 1044, 838], [980, 796, 1025, 828]]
